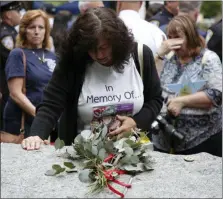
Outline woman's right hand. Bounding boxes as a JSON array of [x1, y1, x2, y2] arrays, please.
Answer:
[[157, 38, 184, 57], [21, 136, 49, 150]]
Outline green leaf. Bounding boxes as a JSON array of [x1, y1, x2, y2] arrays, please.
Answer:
[[114, 138, 127, 151], [74, 134, 83, 144], [45, 169, 56, 176], [98, 148, 107, 160], [83, 160, 95, 168], [91, 145, 98, 156], [96, 140, 104, 151], [122, 164, 143, 172], [78, 169, 92, 183], [95, 125, 105, 140], [130, 155, 140, 164], [54, 138, 65, 150], [101, 125, 108, 139], [119, 155, 131, 164], [81, 130, 92, 140], [66, 169, 78, 173], [124, 147, 133, 156], [141, 143, 153, 151], [64, 162, 75, 169], [123, 141, 130, 148], [143, 163, 154, 171], [142, 152, 151, 157], [125, 139, 135, 146], [83, 142, 92, 152], [52, 164, 62, 171], [85, 149, 96, 159], [121, 131, 133, 138], [52, 164, 66, 175], [133, 149, 142, 156], [136, 163, 145, 171], [125, 139, 141, 149], [104, 140, 114, 153], [92, 138, 101, 146]]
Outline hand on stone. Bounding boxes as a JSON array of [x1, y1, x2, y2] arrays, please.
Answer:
[[21, 136, 49, 150]]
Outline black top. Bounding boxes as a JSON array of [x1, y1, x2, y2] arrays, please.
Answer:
[[29, 43, 163, 145], [0, 23, 17, 67], [148, 7, 174, 27], [0, 22, 17, 107], [207, 19, 222, 62]]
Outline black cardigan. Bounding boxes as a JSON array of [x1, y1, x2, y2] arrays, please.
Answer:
[[30, 43, 163, 145]]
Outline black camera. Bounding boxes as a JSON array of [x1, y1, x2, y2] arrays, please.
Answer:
[[150, 114, 184, 147]]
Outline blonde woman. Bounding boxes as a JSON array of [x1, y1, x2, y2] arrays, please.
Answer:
[[153, 15, 222, 156], [3, 10, 56, 137]]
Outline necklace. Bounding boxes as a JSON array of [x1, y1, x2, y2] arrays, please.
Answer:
[[32, 50, 45, 63]]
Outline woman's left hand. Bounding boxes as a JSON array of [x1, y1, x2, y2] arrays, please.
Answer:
[[108, 115, 136, 137], [167, 97, 185, 116]]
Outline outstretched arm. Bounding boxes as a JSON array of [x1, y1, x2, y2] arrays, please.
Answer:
[[22, 64, 71, 150]]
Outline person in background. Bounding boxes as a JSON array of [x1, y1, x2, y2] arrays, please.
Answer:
[[145, 2, 164, 21], [51, 10, 72, 53], [160, 1, 206, 38], [78, 1, 104, 14], [148, 1, 179, 27], [0, 1, 22, 130], [179, 1, 206, 38], [117, 1, 166, 56], [206, 19, 222, 63], [21, 7, 163, 150], [3, 10, 57, 138], [66, 1, 105, 31], [153, 15, 222, 157]]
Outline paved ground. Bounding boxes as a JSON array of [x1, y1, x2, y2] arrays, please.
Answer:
[[1, 143, 222, 198]]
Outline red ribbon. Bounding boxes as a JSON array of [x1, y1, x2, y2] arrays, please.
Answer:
[[103, 154, 115, 162], [102, 155, 132, 198], [107, 183, 125, 198], [103, 168, 131, 198]]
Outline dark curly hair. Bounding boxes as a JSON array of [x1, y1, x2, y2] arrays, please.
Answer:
[[58, 7, 134, 73]]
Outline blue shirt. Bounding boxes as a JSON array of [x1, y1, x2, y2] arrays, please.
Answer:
[[3, 48, 56, 133]]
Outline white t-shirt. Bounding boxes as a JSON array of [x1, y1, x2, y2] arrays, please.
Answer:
[[119, 10, 166, 55], [78, 56, 144, 127]]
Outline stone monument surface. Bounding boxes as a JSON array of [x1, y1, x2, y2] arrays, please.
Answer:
[[1, 143, 222, 198]]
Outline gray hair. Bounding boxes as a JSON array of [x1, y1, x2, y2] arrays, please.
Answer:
[[78, 1, 104, 13], [179, 1, 202, 12]]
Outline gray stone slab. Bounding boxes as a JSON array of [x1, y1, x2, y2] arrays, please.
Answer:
[[1, 143, 222, 198]]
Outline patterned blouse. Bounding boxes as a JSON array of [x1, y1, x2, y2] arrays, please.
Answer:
[[152, 48, 222, 152]]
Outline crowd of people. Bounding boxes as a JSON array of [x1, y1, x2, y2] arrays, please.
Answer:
[[0, 1, 222, 157]]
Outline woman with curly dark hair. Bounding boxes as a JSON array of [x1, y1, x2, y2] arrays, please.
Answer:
[[21, 7, 163, 150]]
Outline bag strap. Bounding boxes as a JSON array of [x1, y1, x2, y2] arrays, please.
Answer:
[[201, 50, 209, 68], [137, 43, 144, 80], [20, 49, 26, 134]]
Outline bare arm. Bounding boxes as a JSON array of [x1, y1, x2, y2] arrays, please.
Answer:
[[8, 77, 36, 116], [171, 91, 213, 109]]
